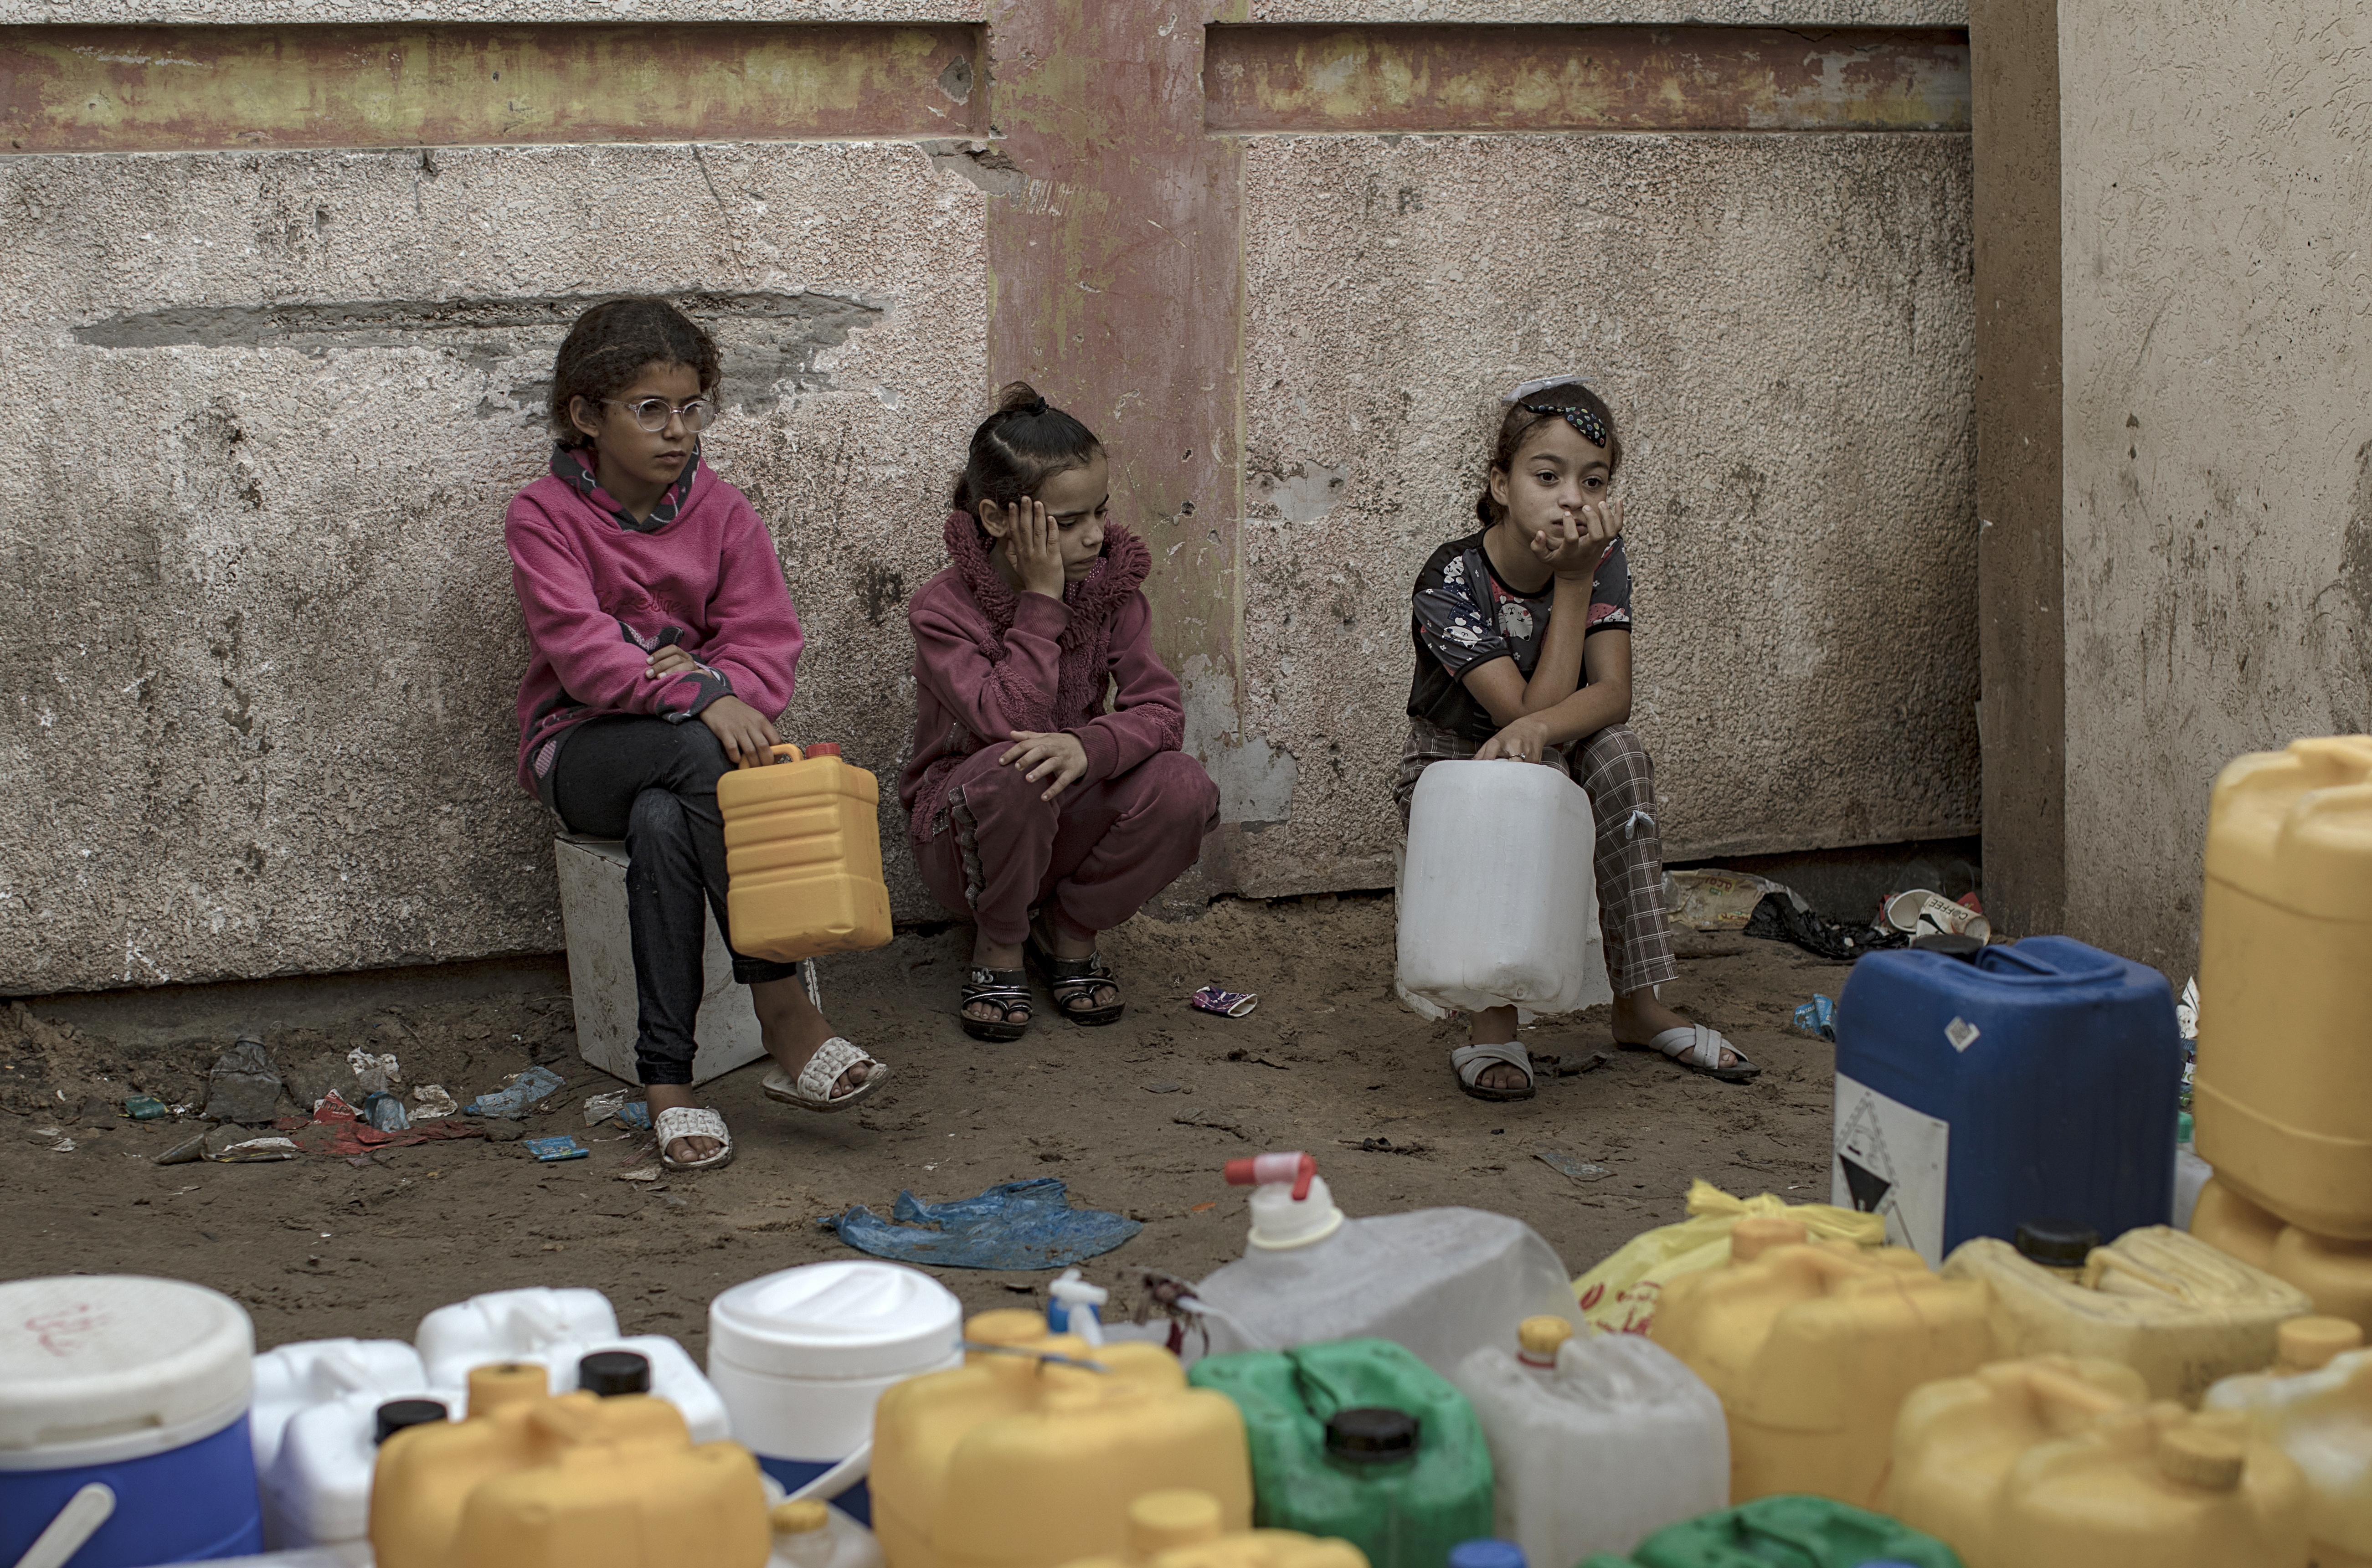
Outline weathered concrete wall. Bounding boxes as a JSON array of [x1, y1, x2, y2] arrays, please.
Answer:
[[2059, 0, 2372, 978], [0, 142, 985, 991], [1231, 132, 1978, 894], [1, 5, 1978, 993]]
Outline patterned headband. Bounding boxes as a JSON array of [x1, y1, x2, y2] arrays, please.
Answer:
[[1503, 375, 1608, 448]]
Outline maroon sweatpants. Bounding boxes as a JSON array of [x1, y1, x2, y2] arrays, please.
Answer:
[[913, 747, 1220, 944]]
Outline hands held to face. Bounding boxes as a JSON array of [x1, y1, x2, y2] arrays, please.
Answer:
[[981, 497, 1069, 600], [1531, 497, 1624, 579]]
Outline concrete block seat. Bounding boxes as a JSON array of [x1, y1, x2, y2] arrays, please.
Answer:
[[554, 835, 819, 1088]]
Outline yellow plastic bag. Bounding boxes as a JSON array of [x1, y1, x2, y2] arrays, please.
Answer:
[[1571, 1179, 1885, 1334]]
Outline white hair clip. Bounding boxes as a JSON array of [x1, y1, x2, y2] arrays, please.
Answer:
[[1502, 374, 1595, 404]]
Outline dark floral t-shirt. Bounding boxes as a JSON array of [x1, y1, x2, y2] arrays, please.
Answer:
[[1405, 529, 1633, 742]]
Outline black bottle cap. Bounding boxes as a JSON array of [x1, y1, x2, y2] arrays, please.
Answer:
[[374, 1398, 449, 1445], [1911, 932, 1987, 961], [578, 1350, 652, 1397], [2014, 1219, 2100, 1268], [1324, 1406, 1419, 1463]]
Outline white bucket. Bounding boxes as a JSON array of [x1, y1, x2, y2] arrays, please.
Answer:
[[707, 1262, 963, 1524]]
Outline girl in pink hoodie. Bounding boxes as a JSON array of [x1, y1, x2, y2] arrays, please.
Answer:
[[899, 383, 1219, 1039], [506, 297, 890, 1171]]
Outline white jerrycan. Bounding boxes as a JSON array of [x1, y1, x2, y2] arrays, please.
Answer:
[[413, 1286, 730, 1441], [250, 1339, 433, 1548], [1397, 758, 1610, 1015], [1188, 1152, 1584, 1377], [1455, 1316, 1729, 1567]]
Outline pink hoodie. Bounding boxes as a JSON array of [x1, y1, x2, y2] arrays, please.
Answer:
[[505, 443, 803, 797], [899, 511, 1186, 841]]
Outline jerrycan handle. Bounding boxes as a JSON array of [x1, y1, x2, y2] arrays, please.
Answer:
[[1971, 937, 2125, 985], [739, 742, 803, 771]]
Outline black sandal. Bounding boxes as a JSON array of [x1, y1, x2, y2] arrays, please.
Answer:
[[960, 967, 1033, 1041], [1024, 935, 1126, 1026]]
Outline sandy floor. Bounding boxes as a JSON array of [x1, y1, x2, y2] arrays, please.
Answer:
[[0, 894, 1847, 1358]]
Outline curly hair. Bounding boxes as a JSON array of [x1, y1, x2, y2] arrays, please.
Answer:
[[948, 381, 1104, 516], [549, 297, 721, 448], [1476, 379, 1623, 527]]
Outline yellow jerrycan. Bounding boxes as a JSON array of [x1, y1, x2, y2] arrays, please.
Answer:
[[2205, 1323, 2372, 1568], [716, 742, 894, 964], [2193, 1178, 2372, 1338], [1887, 1357, 2305, 1568], [870, 1311, 1255, 1568], [1942, 1224, 2313, 1403], [370, 1362, 771, 1568], [1649, 1239, 1992, 1506], [2196, 736, 2372, 1239], [1883, 1355, 2150, 1567], [1054, 1488, 1369, 1568]]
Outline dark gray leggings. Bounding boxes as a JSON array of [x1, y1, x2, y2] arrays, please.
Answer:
[[550, 715, 802, 1085]]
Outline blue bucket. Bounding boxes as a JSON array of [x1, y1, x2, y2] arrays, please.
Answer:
[[0, 1276, 264, 1567]]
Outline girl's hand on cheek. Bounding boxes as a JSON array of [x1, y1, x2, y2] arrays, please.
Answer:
[[1002, 499, 1068, 600], [1476, 714, 1556, 765], [700, 694, 780, 767], [999, 729, 1090, 800]]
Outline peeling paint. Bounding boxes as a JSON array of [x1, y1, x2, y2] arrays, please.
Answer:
[[1180, 654, 1298, 825], [1206, 23, 1969, 133], [0, 22, 985, 153]]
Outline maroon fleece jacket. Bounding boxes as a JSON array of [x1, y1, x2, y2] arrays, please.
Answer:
[[505, 443, 803, 797], [898, 511, 1186, 841]]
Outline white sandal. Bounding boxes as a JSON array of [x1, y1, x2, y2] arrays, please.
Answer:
[[653, 1105, 734, 1171], [1451, 1041, 1536, 1102], [1639, 1023, 1760, 1083], [762, 1037, 891, 1114]]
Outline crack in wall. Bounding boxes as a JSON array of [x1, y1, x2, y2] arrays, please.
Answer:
[[71, 288, 887, 414]]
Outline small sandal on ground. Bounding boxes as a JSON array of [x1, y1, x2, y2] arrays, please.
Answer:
[[762, 1036, 892, 1113], [1626, 1023, 1760, 1083], [1451, 1040, 1537, 1102], [960, 967, 1033, 1042], [653, 1105, 734, 1172], [1024, 936, 1127, 1026]]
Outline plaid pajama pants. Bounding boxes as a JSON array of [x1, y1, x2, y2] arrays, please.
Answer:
[[1392, 717, 1680, 998]]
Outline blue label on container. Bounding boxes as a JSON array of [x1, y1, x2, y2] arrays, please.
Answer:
[[1832, 1071, 1951, 1264]]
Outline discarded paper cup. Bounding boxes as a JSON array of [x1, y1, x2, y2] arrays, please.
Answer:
[[1884, 889, 1991, 944]]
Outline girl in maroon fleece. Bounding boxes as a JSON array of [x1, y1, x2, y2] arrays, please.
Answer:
[[506, 297, 889, 1171], [899, 383, 1219, 1039]]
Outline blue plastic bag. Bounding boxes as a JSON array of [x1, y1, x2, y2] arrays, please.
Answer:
[[827, 1177, 1142, 1270], [464, 1064, 568, 1120]]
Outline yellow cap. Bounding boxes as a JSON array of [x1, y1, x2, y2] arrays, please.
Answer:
[[465, 1362, 549, 1418], [771, 1500, 830, 1537], [1128, 1490, 1223, 1554], [2156, 1423, 2247, 1491], [1518, 1316, 1575, 1359], [2276, 1315, 2364, 1373], [1729, 1214, 1810, 1264]]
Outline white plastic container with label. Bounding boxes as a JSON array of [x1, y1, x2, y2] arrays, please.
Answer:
[[708, 1262, 964, 1523], [1188, 1154, 1585, 1377], [413, 1287, 729, 1441], [1455, 1316, 1729, 1567], [1396, 758, 1610, 1017]]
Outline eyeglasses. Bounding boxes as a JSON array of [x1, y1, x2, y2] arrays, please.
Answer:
[[603, 396, 717, 434]]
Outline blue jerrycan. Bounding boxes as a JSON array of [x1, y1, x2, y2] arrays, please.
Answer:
[[1832, 936, 2182, 1264]]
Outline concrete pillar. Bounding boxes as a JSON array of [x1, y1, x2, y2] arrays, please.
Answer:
[[1971, 0, 2067, 940]]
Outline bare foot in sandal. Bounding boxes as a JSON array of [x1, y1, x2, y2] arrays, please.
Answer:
[[1026, 913, 1122, 1023], [1462, 1005, 1531, 1094], [1612, 989, 1749, 1071], [752, 972, 874, 1099]]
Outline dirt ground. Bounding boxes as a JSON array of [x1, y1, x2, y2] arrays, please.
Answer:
[[0, 894, 1847, 1359]]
